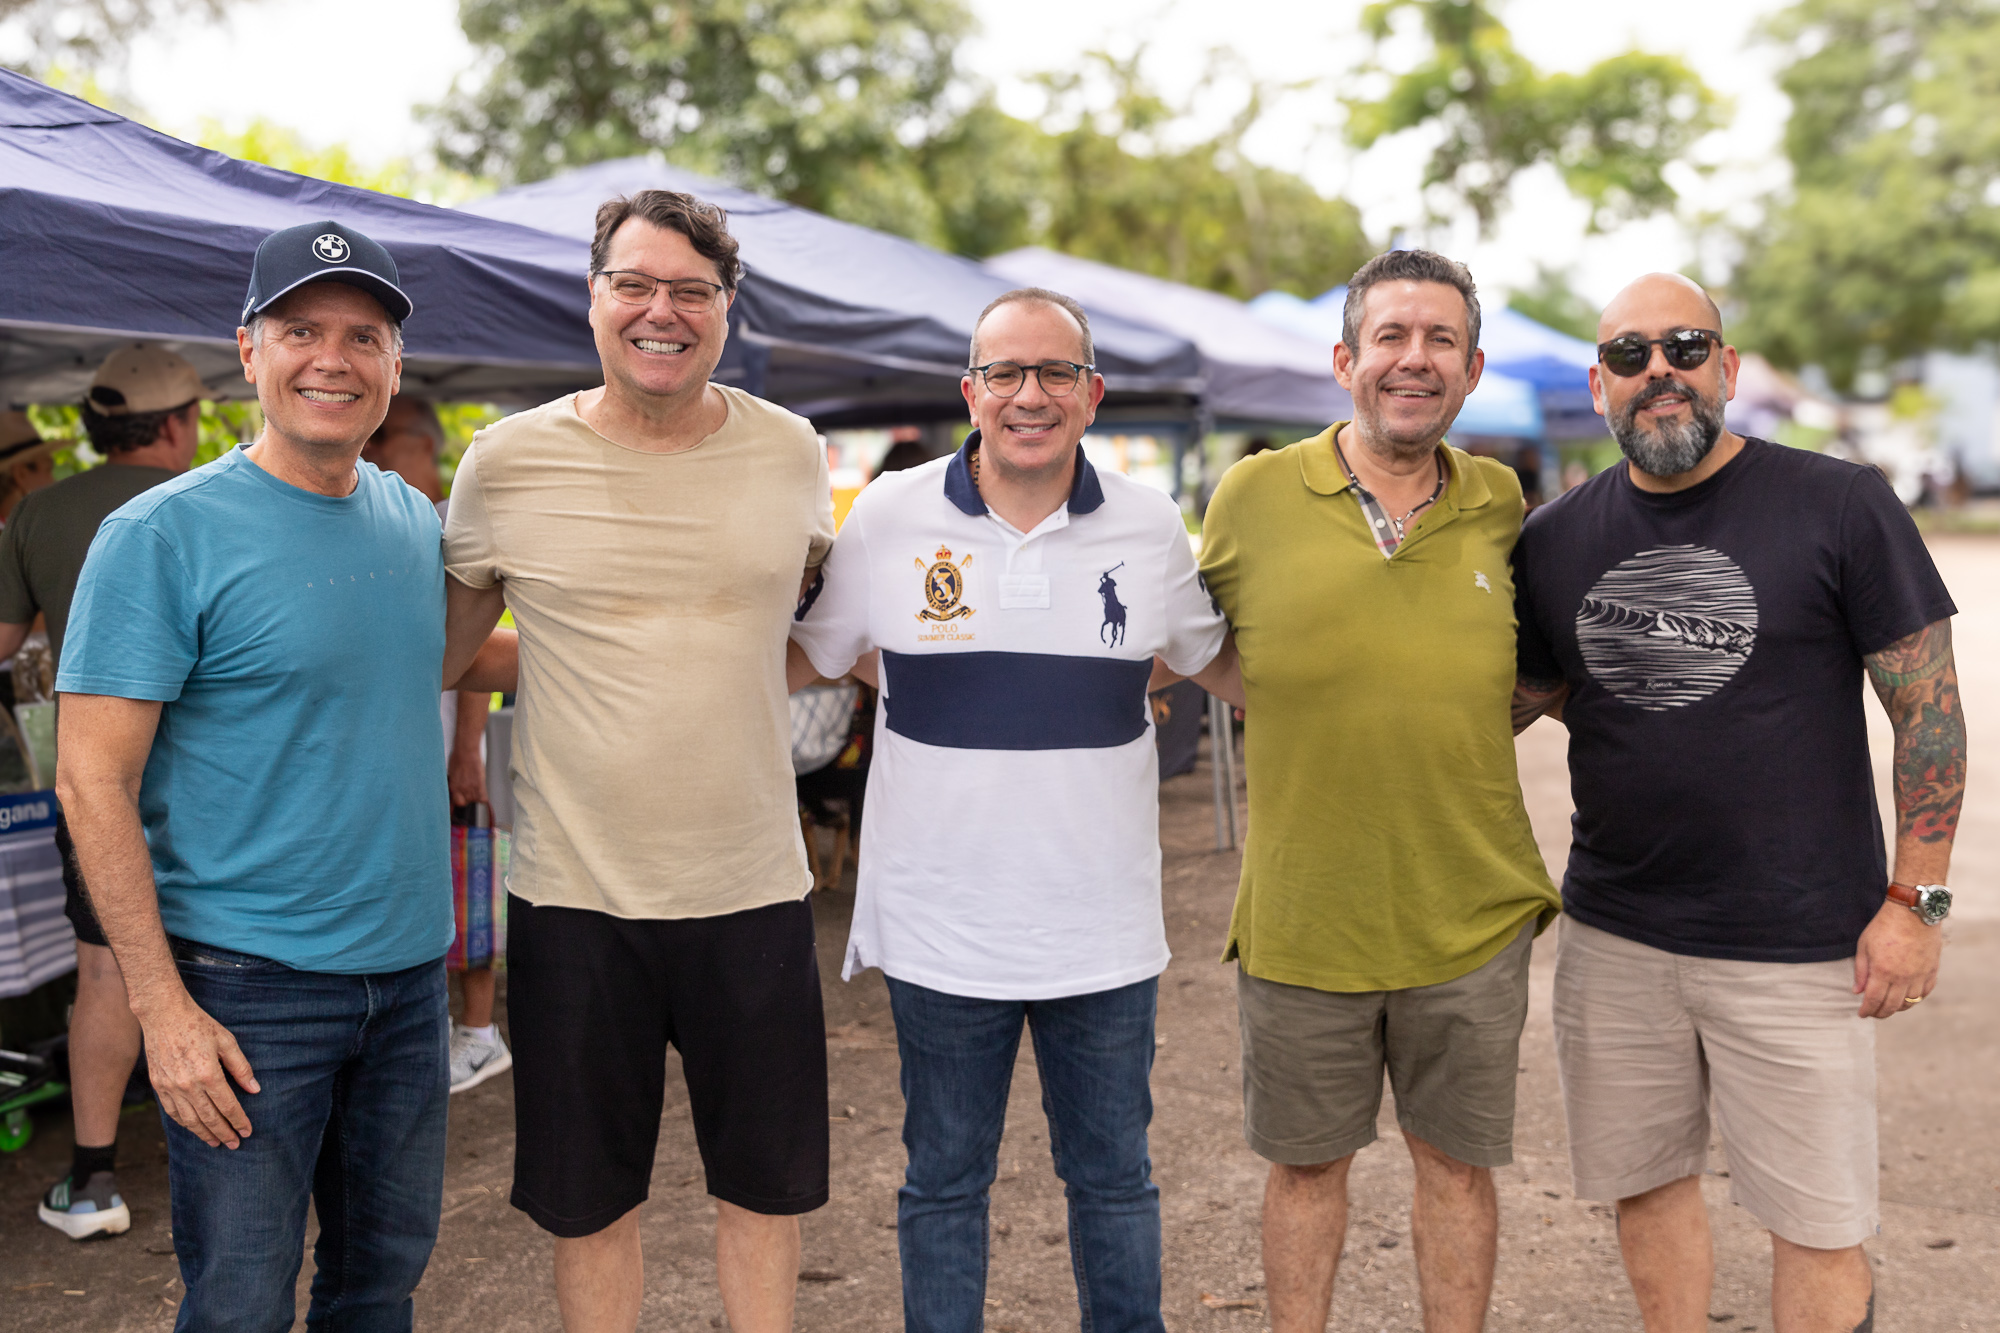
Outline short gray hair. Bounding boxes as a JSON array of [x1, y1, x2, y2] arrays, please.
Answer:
[[1342, 250, 1481, 366], [970, 288, 1095, 368]]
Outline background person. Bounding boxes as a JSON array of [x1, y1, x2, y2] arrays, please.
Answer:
[[367, 391, 510, 1092], [0, 417, 58, 523], [57, 221, 510, 1326], [442, 190, 834, 1333], [1198, 249, 1558, 1333], [1512, 273, 1961, 1333], [789, 288, 1233, 1333], [0, 346, 202, 1239]]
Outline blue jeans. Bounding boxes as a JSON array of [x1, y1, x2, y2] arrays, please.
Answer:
[[887, 975, 1165, 1333], [162, 940, 450, 1332]]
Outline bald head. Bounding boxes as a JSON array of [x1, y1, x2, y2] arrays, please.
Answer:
[[1598, 272, 1722, 343]]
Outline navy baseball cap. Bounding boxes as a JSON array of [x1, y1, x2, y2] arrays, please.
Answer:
[[241, 220, 414, 325]]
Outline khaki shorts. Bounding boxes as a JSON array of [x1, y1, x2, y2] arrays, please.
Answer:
[[1237, 921, 1535, 1170], [1552, 917, 1879, 1249]]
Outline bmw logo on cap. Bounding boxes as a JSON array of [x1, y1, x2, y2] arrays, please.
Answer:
[[313, 233, 350, 263]]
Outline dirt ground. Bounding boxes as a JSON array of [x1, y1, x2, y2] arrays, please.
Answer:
[[5, 536, 1999, 1331]]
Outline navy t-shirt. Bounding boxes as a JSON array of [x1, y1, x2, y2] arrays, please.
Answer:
[[1512, 439, 1955, 963]]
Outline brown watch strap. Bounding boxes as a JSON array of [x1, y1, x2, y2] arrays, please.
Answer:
[[1887, 882, 1921, 908]]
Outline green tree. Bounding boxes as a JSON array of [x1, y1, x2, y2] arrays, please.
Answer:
[[1506, 264, 1598, 341], [1030, 51, 1372, 298], [1, 0, 229, 70], [427, 0, 970, 230], [1731, 0, 2000, 388], [1343, 0, 1724, 234]]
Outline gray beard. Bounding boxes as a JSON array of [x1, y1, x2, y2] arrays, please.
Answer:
[[1612, 380, 1726, 478]]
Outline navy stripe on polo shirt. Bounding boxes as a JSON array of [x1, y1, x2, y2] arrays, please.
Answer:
[[790, 432, 1227, 1001], [881, 650, 1154, 750]]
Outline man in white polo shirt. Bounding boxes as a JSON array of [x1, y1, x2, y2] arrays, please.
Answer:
[[790, 287, 1233, 1333]]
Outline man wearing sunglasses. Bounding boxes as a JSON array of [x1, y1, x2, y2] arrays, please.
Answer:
[[443, 190, 836, 1332], [789, 287, 1232, 1333], [1511, 273, 1960, 1333], [1199, 249, 1558, 1333]]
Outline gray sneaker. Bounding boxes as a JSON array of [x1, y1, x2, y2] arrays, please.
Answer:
[[448, 1025, 513, 1094], [39, 1170, 131, 1240]]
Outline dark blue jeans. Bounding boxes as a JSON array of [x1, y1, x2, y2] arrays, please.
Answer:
[[162, 940, 450, 1332], [887, 975, 1165, 1333]]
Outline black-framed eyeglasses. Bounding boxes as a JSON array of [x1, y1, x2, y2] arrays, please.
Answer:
[[967, 360, 1096, 398], [1597, 329, 1721, 378], [594, 270, 727, 312]]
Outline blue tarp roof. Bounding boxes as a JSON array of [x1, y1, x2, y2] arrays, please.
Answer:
[[463, 157, 1204, 426], [1249, 291, 1545, 439], [0, 69, 604, 408], [983, 247, 1349, 431]]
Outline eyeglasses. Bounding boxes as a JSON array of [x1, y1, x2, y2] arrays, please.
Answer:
[[967, 360, 1096, 398], [594, 270, 726, 313], [1597, 329, 1721, 378]]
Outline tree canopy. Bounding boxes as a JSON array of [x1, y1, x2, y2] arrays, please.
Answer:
[[1342, 0, 1723, 234], [1731, 0, 2000, 388], [426, 0, 1371, 296], [0, 0, 226, 69]]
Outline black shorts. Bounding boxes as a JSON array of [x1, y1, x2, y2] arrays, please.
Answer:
[[53, 810, 107, 948], [507, 893, 830, 1237]]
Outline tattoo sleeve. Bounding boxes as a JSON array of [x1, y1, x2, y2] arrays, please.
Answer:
[[1864, 618, 1966, 852], [1511, 675, 1568, 735]]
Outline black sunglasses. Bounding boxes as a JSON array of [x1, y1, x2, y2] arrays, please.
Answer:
[[1596, 329, 1721, 378]]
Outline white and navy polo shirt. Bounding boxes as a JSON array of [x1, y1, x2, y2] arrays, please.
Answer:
[[791, 432, 1227, 1000]]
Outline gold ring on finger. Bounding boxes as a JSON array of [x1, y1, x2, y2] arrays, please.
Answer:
[[1902, 995, 1923, 1005]]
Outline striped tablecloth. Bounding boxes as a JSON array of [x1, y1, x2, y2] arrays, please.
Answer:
[[0, 793, 70, 999]]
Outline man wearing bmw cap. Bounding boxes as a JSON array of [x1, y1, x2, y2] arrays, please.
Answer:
[[56, 220, 516, 1328]]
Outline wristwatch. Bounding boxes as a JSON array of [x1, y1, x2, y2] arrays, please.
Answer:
[[1888, 882, 1952, 926]]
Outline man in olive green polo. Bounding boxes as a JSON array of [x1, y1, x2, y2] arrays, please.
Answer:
[[1198, 248, 1557, 1333]]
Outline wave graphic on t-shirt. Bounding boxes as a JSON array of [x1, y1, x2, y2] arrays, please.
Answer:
[[1575, 544, 1759, 711]]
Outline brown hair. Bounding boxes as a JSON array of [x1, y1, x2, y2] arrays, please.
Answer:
[[590, 191, 742, 294], [970, 288, 1095, 367], [1342, 249, 1481, 366]]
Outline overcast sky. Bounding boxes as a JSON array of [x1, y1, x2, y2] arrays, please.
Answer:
[[66, 0, 1798, 305]]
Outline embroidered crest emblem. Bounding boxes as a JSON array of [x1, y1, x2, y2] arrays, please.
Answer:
[[915, 545, 975, 622]]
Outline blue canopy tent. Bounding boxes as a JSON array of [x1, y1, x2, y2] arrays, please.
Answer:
[[983, 247, 1350, 432], [0, 70, 604, 408], [1248, 291, 1545, 438], [461, 157, 1203, 429]]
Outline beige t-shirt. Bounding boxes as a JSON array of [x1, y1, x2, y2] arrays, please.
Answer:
[[443, 387, 835, 919]]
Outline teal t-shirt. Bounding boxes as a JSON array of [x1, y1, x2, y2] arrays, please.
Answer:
[[57, 447, 451, 973]]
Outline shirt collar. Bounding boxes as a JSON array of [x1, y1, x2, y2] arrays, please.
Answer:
[[944, 429, 1106, 518], [1296, 421, 1492, 511]]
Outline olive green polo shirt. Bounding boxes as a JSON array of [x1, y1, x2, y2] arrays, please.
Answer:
[[1199, 424, 1558, 993]]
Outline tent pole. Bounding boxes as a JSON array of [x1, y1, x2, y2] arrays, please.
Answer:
[[1209, 692, 1236, 851]]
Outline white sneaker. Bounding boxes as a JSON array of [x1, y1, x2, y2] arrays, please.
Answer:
[[39, 1170, 131, 1240], [448, 1024, 513, 1094]]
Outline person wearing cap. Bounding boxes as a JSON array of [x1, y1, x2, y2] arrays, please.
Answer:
[[442, 189, 833, 1332], [364, 393, 513, 1093], [55, 220, 516, 1327], [0, 410, 58, 523], [0, 345, 205, 1240]]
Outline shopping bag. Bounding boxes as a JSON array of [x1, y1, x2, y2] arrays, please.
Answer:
[[448, 804, 510, 973]]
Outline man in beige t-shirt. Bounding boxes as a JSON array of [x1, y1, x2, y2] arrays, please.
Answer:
[[443, 190, 834, 1333]]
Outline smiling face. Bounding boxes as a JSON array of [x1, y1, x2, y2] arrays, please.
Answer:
[[961, 299, 1105, 488], [589, 218, 732, 406], [1334, 280, 1482, 459], [239, 282, 401, 457], [1591, 273, 1740, 479]]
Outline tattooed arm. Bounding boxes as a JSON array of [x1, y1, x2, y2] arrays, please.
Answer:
[[1853, 617, 1965, 1019], [1512, 675, 1569, 735]]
